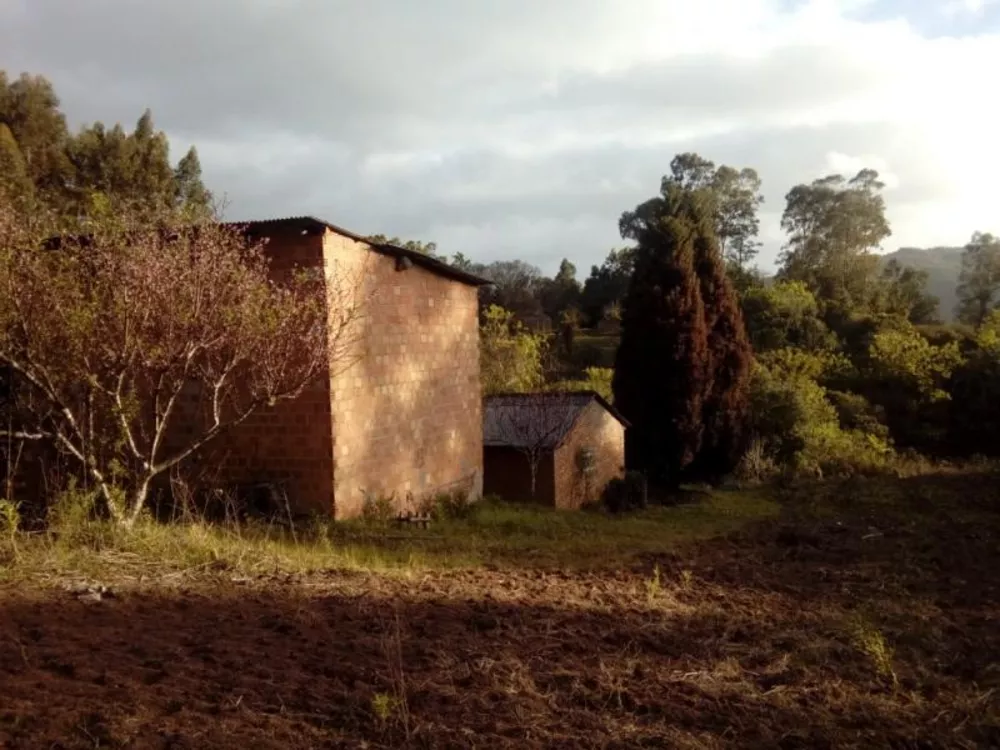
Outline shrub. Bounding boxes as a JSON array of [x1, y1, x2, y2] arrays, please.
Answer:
[[602, 471, 648, 513], [422, 489, 478, 521], [748, 363, 894, 479], [735, 439, 779, 484], [740, 280, 837, 353], [548, 367, 614, 402], [360, 493, 396, 525], [826, 390, 889, 441]]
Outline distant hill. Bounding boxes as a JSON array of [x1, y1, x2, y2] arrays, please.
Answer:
[[880, 246, 964, 322]]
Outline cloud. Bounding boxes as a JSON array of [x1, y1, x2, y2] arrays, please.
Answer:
[[943, 0, 999, 17], [0, 0, 996, 273]]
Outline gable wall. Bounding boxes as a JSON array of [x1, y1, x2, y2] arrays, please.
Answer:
[[323, 231, 483, 518], [552, 401, 625, 509]]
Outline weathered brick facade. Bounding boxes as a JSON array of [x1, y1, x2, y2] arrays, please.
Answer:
[[483, 393, 626, 509], [199, 218, 484, 519], [552, 400, 626, 510], [324, 231, 483, 518]]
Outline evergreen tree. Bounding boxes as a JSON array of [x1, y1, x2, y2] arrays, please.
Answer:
[[128, 110, 175, 211], [173, 146, 213, 219], [0, 123, 34, 206], [0, 72, 73, 206], [539, 258, 581, 321], [690, 207, 754, 480], [68, 112, 176, 217], [580, 247, 635, 325], [1, 70, 215, 225], [66, 122, 132, 217], [613, 187, 709, 488]]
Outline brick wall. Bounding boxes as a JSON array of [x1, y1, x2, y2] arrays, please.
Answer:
[[181, 226, 336, 515], [165, 225, 483, 519], [553, 401, 625, 509], [323, 231, 483, 519]]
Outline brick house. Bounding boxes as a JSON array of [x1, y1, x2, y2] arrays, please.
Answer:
[[482, 391, 628, 509], [197, 216, 490, 519]]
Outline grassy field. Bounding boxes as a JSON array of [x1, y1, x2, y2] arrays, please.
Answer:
[[0, 473, 998, 748]]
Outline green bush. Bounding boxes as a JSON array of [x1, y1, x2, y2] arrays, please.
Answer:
[[602, 471, 647, 513], [748, 363, 893, 479], [826, 390, 889, 441], [423, 489, 478, 521]]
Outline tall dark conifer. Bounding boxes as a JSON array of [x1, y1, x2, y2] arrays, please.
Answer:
[[614, 178, 753, 489], [690, 201, 754, 480], [613, 189, 710, 488]]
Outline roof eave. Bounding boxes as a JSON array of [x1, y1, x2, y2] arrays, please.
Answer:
[[231, 216, 491, 288]]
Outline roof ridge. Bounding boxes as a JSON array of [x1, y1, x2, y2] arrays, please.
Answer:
[[228, 216, 491, 287]]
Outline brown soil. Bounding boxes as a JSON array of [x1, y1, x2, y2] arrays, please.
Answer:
[[1, 478, 999, 748]]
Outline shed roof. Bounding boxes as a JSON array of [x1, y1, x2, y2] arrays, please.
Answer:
[[483, 391, 629, 450], [232, 216, 492, 287]]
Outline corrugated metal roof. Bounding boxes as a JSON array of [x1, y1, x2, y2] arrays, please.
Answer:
[[230, 216, 492, 288], [483, 391, 628, 449]]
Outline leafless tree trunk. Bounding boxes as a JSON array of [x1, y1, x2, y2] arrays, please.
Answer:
[[494, 392, 580, 501]]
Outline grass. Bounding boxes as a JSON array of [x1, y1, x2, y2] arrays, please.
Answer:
[[0, 489, 779, 583]]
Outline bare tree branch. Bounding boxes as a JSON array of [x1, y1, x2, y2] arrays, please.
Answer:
[[0, 204, 370, 524]]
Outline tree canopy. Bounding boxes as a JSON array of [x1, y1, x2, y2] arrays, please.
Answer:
[[614, 175, 751, 487], [955, 232, 1000, 326], [0, 70, 212, 225], [779, 169, 891, 314]]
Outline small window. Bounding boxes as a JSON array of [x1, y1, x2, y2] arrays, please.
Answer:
[[575, 446, 597, 475]]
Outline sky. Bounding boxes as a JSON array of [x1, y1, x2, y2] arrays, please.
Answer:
[[1, 0, 998, 275]]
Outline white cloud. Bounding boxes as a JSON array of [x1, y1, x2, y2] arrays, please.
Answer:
[[943, 0, 999, 17], [0, 0, 997, 271]]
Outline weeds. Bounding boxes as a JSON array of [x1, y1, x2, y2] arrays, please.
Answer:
[[678, 569, 694, 590], [377, 611, 411, 740], [360, 492, 397, 525], [645, 564, 662, 605], [421, 489, 478, 521], [851, 617, 899, 688], [371, 692, 399, 726], [0, 499, 21, 559]]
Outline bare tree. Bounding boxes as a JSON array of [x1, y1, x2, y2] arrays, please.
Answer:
[[489, 393, 581, 499], [0, 199, 367, 525]]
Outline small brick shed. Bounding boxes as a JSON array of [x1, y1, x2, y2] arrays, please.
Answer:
[[482, 391, 628, 509], [197, 216, 492, 519]]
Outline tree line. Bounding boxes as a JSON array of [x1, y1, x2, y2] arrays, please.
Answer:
[[476, 154, 1000, 489], [0, 71, 212, 227]]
